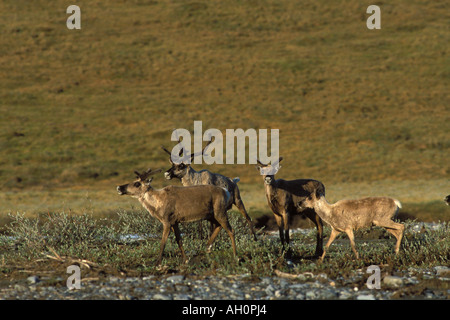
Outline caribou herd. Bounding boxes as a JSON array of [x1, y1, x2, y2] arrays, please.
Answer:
[[117, 140, 411, 265]]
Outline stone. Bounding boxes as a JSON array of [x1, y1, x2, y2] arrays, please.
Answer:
[[357, 293, 375, 300], [434, 266, 450, 277], [166, 275, 185, 284], [27, 276, 40, 284], [338, 290, 353, 300], [153, 293, 172, 300], [265, 284, 275, 296], [383, 275, 404, 287], [173, 294, 191, 300], [305, 290, 316, 300], [289, 284, 306, 291], [319, 289, 337, 300], [295, 293, 305, 300]]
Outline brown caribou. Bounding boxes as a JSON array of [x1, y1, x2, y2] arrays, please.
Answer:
[[162, 140, 257, 240], [117, 168, 237, 265], [256, 157, 324, 257]]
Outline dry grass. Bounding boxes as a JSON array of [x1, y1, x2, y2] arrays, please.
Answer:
[[0, 0, 448, 222]]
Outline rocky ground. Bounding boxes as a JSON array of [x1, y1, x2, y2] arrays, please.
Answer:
[[1, 221, 448, 300], [1, 265, 449, 300]]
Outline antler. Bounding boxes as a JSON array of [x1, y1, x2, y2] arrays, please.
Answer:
[[256, 158, 268, 167], [161, 133, 189, 163], [202, 137, 214, 154], [162, 133, 214, 164], [135, 168, 162, 181], [161, 146, 172, 156], [190, 137, 214, 162]]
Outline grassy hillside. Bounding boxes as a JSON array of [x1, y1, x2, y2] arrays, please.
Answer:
[[0, 1, 448, 221]]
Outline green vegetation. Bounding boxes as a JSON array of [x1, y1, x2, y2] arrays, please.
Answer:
[[1, 212, 448, 278]]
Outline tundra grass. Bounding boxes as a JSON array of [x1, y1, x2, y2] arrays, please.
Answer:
[[0, 212, 448, 280]]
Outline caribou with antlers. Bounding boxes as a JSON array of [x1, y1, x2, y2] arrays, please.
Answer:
[[117, 168, 237, 265], [162, 139, 258, 240]]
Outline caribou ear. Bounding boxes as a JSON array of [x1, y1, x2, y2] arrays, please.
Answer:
[[144, 177, 153, 186]]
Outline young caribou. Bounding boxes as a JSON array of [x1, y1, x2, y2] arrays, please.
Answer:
[[117, 168, 237, 265], [298, 191, 405, 261]]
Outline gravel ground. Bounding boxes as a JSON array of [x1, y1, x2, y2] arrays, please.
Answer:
[[1, 222, 448, 300], [1, 266, 449, 300]]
